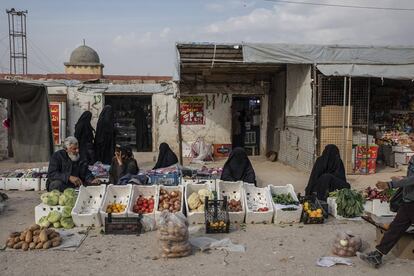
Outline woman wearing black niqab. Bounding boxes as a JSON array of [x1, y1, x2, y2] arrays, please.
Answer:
[[305, 144, 350, 200], [153, 143, 178, 170], [220, 147, 256, 185], [94, 105, 116, 165], [74, 111, 95, 164]]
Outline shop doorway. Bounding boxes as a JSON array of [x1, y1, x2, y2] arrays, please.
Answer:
[[105, 95, 152, 152], [232, 96, 261, 156]]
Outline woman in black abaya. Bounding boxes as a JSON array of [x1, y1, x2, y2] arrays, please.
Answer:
[[94, 105, 116, 165], [153, 143, 178, 170], [74, 111, 95, 164], [305, 144, 350, 200], [220, 147, 256, 185]]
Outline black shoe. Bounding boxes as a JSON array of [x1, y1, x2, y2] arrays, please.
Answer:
[[358, 251, 383, 268]]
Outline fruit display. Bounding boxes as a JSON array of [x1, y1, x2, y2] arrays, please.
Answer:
[[158, 188, 182, 213], [336, 189, 365, 218], [257, 207, 269, 212], [303, 201, 323, 219], [158, 211, 191, 258], [272, 193, 299, 205], [41, 188, 76, 207], [5, 224, 62, 250], [187, 189, 213, 212], [106, 202, 127, 213], [208, 220, 227, 231], [132, 196, 155, 214], [228, 199, 242, 212], [332, 231, 362, 257]]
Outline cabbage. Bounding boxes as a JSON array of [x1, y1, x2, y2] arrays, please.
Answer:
[[38, 216, 51, 228], [59, 193, 76, 207], [59, 194, 68, 206], [47, 210, 61, 223], [41, 192, 59, 206], [53, 221, 61, 228], [50, 189, 61, 197], [63, 188, 76, 198], [61, 206, 72, 218], [60, 217, 74, 229], [198, 189, 213, 203]]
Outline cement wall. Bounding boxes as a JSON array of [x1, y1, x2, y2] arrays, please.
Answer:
[[0, 99, 8, 159]]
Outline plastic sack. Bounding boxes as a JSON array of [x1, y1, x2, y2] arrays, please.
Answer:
[[157, 210, 192, 258], [332, 231, 362, 257], [190, 237, 246, 252], [190, 138, 213, 163]]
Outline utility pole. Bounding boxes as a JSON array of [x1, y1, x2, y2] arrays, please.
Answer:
[[6, 8, 28, 75]]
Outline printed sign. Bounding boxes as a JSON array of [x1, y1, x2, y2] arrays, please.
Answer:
[[49, 103, 61, 145], [180, 96, 205, 125]]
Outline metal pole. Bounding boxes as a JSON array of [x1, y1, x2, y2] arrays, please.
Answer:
[[366, 78, 371, 175], [12, 14, 16, 74], [345, 77, 352, 174], [342, 76, 347, 161], [7, 11, 12, 74], [177, 92, 183, 165], [312, 65, 317, 163]]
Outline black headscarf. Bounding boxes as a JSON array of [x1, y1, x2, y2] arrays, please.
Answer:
[[95, 105, 116, 165], [305, 144, 347, 195], [153, 143, 178, 170], [220, 147, 256, 184], [74, 111, 95, 164]]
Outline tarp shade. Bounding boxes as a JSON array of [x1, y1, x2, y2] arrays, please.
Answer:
[[316, 64, 414, 80], [0, 80, 53, 162]]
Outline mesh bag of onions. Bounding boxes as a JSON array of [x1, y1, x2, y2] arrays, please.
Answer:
[[332, 231, 362, 257], [158, 210, 192, 258]]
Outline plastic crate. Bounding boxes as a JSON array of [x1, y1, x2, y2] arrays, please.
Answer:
[[5, 177, 22, 190], [104, 213, 143, 235], [0, 177, 5, 190], [364, 199, 396, 217], [127, 185, 158, 225], [185, 183, 212, 225], [217, 180, 245, 224], [155, 185, 184, 224], [21, 178, 41, 191], [300, 195, 325, 224], [34, 203, 66, 224], [71, 184, 107, 227], [205, 197, 230, 234], [40, 178, 47, 191], [244, 184, 273, 224], [99, 184, 132, 226], [269, 184, 302, 224], [149, 172, 180, 186]]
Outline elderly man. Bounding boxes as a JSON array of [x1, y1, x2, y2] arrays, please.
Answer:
[[47, 136, 100, 192]]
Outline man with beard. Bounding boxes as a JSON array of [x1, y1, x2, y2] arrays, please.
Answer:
[[47, 136, 100, 192]]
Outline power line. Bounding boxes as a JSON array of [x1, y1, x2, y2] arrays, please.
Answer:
[[264, 0, 414, 11], [27, 37, 62, 71], [27, 42, 59, 73]]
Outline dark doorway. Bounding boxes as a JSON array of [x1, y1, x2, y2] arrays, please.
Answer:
[[105, 95, 152, 152], [232, 96, 261, 156]]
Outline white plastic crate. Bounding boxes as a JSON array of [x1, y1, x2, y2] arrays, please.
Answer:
[[40, 178, 47, 191], [5, 177, 22, 190], [21, 178, 41, 191], [185, 183, 212, 225], [72, 185, 107, 227], [155, 185, 185, 224], [0, 177, 5, 190], [244, 184, 273, 224], [268, 184, 302, 224], [364, 199, 396, 217], [34, 203, 66, 224], [99, 184, 132, 226], [218, 180, 245, 224], [127, 185, 158, 225]]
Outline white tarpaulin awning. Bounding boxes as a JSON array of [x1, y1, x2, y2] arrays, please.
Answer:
[[243, 43, 414, 80]]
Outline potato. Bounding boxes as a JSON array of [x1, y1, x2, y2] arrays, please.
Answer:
[[35, 242, 44, 249], [14, 237, 20, 243], [22, 242, 29, 251], [39, 229, 48, 243], [43, 241, 51, 249], [9, 232, 20, 238], [13, 241, 23, 249], [29, 224, 40, 231], [52, 240, 61, 247], [25, 231, 33, 243], [29, 242, 36, 250], [33, 236, 39, 244], [33, 229, 41, 236], [45, 229, 54, 236], [51, 236, 62, 243], [19, 231, 26, 241], [49, 232, 59, 239]]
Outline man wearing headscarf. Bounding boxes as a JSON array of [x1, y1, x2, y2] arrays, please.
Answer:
[[94, 105, 116, 165], [153, 143, 178, 170], [305, 144, 350, 200], [109, 146, 139, 184], [220, 147, 256, 185], [74, 111, 95, 165]]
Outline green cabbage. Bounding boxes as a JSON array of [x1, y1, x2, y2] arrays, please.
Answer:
[[47, 210, 61, 223], [50, 189, 61, 197], [61, 206, 72, 218], [63, 188, 76, 198], [60, 217, 75, 229], [53, 221, 61, 228], [41, 192, 59, 206], [38, 216, 51, 228], [59, 193, 76, 207]]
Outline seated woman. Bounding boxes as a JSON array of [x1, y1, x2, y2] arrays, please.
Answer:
[[109, 146, 139, 184], [153, 143, 179, 170], [305, 144, 350, 201], [220, 147, 256, 185]]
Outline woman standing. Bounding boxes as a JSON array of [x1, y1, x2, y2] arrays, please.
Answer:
[[94, 105, 116, 165], [74, 111, 95, 164]]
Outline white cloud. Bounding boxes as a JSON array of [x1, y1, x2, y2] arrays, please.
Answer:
[[205, 3, 226, 12], [160, 27, 171, 38]]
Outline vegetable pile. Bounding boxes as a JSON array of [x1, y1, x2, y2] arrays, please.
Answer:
[[272, 193, 299, 205], [228, 199, 242, 212], [5, 224, 62, 250], [132, 196, 155, 214], [362, 187, 395, 202], [158, 188, 182, 213], [106, 202, 127, 214], [41, 189, 76, 207], [38, 189, 76, 229], [208, 220, 227, 231], [336, 189, 365, 218], [187, 189, 213, 212], [332, 231, 362, 257], [303, 201, 323, 219]]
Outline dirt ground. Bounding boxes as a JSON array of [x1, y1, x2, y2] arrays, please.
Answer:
[[1, 156, 413, 276]]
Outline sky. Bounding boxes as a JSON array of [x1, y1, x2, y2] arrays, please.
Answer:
[[0, 0, 413, 76]]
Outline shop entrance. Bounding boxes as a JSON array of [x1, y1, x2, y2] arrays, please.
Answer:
[[105, 95, 152, 152], [231, 96, 261, 156]]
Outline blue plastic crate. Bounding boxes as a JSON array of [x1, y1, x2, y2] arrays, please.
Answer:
[[149, 173, 179, 186]]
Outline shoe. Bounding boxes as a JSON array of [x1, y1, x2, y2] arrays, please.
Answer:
[[357, 250, 383, 268]]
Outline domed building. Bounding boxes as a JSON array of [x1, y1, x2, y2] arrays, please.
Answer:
[[64, 42, 104, 75]]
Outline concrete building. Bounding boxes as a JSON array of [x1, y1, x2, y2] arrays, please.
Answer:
[[64, 43, 104, 76]]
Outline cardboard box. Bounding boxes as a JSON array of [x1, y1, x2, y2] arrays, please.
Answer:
[[376, 228, 414, 260], [394, 151, 414, 165], [213, 144, 232, 158], [320, 106, 353, 127], [320, 127, 353, 141]]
